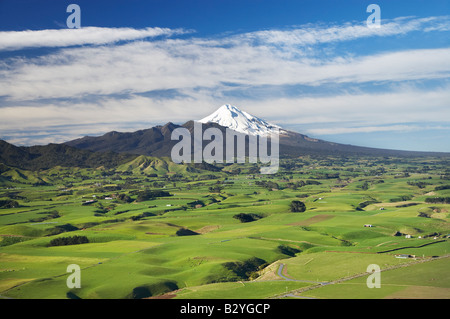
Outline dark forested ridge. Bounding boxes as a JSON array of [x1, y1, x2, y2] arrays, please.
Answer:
[[65, 121, 450, 158], [0, 140, 137, 170], [2, 121, 450, 171]]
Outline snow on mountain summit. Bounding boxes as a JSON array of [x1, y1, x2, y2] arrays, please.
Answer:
[[198, 104, 283, 136]]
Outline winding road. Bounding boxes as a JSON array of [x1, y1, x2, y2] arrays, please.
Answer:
[[273, 254, 450, 299], [277, 263, 328, 284]]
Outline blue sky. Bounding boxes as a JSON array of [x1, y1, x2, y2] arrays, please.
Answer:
[[0, 0, 449, 151]]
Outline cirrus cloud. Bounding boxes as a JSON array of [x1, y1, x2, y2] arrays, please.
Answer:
[[0, 26, 190, 51], [0, 15, 449, 150]]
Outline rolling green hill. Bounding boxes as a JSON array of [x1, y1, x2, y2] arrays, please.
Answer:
[[0, 154, 449, 299]]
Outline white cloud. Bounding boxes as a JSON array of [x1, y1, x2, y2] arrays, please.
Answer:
[[304, 124, 450, 135], [242, 85, 450, 126], [0, 16, 449, 102], [0, 15, 449, 146], [233, 16, 450, 47], [0, 26, 189, 51], [0, 94, 214, 134], [1, 85, 449, 141], [1, 39, 449, 101], [306, 125, 420, 135]]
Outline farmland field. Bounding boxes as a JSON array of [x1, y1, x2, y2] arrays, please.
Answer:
[[0, 155, 449, 299]]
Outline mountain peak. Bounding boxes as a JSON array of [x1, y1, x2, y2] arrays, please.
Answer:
[[198, 104, 282, 136]]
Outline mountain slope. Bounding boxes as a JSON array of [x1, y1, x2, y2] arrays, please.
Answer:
[[65, 122, 180, 157], [63, 105, 450, 158], [0, 140, 137, 170]]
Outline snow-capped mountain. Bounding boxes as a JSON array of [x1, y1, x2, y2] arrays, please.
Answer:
[[64, 104, 441, 159], [198, 104, 284, 136]]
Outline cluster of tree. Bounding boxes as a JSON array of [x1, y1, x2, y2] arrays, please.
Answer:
[[136, 190, 171, 202], [187, 200, 205, 208], [175, 228, 199, 236], [222, 257, 267, 281], [435, 185, 450, 191], [30, 210, 60, 223], [0, 236, 29, 247], [407, 181, 431, 189], [130, 212, 155, 221], [356, 199, 380, 211], [46, 223, 79, 236], [0, 199, 20, 209], [366, 167, 387, 176], [165, 173, 185, 182], [306, 180, 322, 185], [208, 185, 223, 193], [197, 174, 220, 181], [189, 162, 222, 172], [102, 185, 122, 192], [32, 180, 50, 186], [285, 181, 305, 190], [2, 191, 25, 200], [280, 162, 302, 171], [396, 202, 419, 208], [360, 181, 370, 191], [56, 190, 73, 197], [289, 200, 306, 213], [404, 166, 432, 174], [49, 235, 89, 247], [277, 245, 301, 257], [389, 195, 413, 203], [82, 199, 97, 206], [425, 197, 450, 204], [115, 193, 132, 203], [95, 207, 108, 217], [114, 209, 130, 215], [310, 172, 340, 179], [233, 213, 263, 223], [255, 180, 279, 190]]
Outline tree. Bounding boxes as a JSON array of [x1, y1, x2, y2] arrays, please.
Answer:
[[0, 199, 19, 209], [116, 193, 132, 203], [49, 235, 89, 247], [175, 228, 199, 236], [233, 213, 263, 223], [136, 190, 171, 202], [290, 200, 306, 213]]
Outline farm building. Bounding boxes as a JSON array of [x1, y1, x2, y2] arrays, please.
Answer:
[[396, 254, 410, 259]]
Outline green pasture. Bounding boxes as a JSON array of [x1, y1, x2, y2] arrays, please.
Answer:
[[297, 257, 450, 299], [1, 155, 449, 299]]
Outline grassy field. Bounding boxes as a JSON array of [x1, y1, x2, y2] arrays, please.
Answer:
[[0, 155, 449, 299]]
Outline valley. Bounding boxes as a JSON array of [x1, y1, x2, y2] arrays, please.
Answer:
[[0, 154, 449, 299]]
